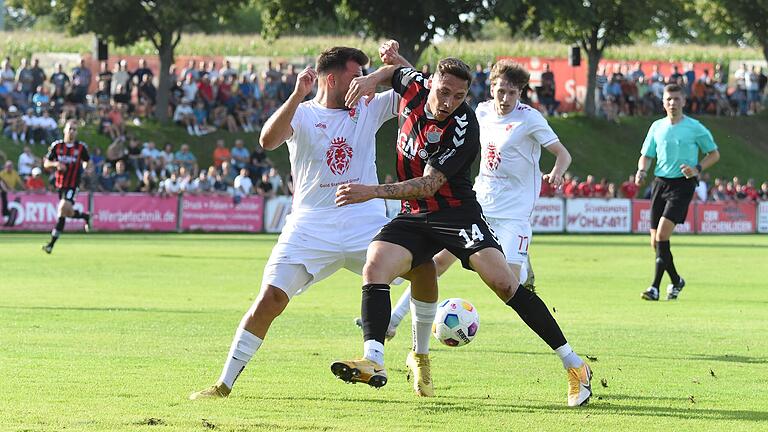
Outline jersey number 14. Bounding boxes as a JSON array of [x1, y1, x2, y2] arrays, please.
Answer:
[[459, 224, 485, 248]]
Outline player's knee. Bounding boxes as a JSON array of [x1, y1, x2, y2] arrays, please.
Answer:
[[252, 286, 289, 319]]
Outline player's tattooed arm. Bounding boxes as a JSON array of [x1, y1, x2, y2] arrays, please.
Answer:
[[335, 166, 447, 206], [375, 165, 447, 199]]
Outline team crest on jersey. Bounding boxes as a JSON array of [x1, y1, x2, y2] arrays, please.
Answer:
[[485, 142, 501, 171], [348, 107, 359, 123], [505, 122, 521, 132], [326, 137, 353, 175], [425, 124, 443, 144], [401, 106, 411, 118]]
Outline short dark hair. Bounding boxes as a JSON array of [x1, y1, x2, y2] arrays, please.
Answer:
[[489, 60, 530, 90], [316, 47, 369, 75], [664, 83, 683, 94], [436, 57, 472, 87]]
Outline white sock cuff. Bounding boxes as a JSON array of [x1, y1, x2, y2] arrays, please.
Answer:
[[364, 339, 384, 354], [410, 299, 437, 323], [233, 328, 262, 359], [554, 343, 573, 359]]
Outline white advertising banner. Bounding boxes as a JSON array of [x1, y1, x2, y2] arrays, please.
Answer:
[[757, 202, 768, 233], [566, 198, 631, 233], [263, 196, 293, 233], [531, 198, 565, 233]]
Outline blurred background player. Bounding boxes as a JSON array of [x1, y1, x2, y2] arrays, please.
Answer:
[[635, 84, 719, 301], [42, 120, 91, 253]]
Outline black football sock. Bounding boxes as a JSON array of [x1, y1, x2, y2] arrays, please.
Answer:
[[657, 240, 680, 285], [49, 217, 66, 246], [506, 285, 567, 350], [1, 190, 8, 216], [652, 244, 665, 289], [71, 210, 89, 220], [361, 283, 391, 344]]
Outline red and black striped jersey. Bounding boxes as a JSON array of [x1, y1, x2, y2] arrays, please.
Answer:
[[390, 67, 480, 215], [46, 140, 90, 189]]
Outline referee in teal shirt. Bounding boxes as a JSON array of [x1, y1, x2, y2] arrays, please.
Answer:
[[635, 83, 720, 301]]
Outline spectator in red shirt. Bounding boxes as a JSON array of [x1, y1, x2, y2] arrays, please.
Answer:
[[593, 178, 608, 197], [197, 75, 215, 108], [577, 175, 595, 197], [620, 174, 639, 198], [25, 167, 47, 193], [540, 178, 556, 198], [743, 179, 759, 201], [564, 177, 580, 198]]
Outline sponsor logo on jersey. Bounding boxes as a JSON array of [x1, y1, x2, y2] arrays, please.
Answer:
[[325, 137, 353, 175], [397, 132, 418, 160], [425, 124, 443, 144], [314, 122, 327, 129], [485, 142, 501, 171]]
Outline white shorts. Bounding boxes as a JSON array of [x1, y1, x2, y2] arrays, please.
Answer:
[[485, 217, 532, 265], [486, 217, 532, 284], [264, 211, 389, 298]]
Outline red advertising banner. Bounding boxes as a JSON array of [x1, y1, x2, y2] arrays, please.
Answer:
[[0, 192, 88, 231], [695, 201, 756, 234], [181, 195, 264, 232], [631, 199, 694, 234], [498, 57, 713, 112], [92, 193, 177, 231]]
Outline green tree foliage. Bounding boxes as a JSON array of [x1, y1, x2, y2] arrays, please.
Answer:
[[11, 0, 247, 122], [494, 0, 668, 117], [695, 0, 768, 64], [261, 0, 489, 62]]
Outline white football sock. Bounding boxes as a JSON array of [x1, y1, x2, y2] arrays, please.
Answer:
[[186, 125, 194, 135], [389, 286, 412, 331], [363, 339, 384, 366], [410, 298, 437, 355], [555, 343, 584, 369], [218, 328, 262, 389]]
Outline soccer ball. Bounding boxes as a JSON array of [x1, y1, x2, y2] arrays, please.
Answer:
[[432, 298, 479, 347]]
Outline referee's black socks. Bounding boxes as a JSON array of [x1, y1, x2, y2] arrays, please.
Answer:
[[361, 283, 391, 344], [655, 240, 680, 286], [506, 285, 567, 350]]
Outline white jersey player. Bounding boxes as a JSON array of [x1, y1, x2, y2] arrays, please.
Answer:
[[190, 47, 416, 400]]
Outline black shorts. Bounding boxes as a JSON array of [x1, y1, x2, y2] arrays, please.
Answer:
[[373, 203, 503, 271], [650, 177, 696, 227], [58, 187, 79, 204]]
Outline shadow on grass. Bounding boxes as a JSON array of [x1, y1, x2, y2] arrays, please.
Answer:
[[0, 305, 210, 314], [686, 354, 767, 365], [239, 394, 768, 422], [536, 238, 768, 249]]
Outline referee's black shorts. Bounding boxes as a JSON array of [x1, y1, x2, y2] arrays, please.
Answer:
[[373, 203, 503, 271], [650, 176, 697, 228]]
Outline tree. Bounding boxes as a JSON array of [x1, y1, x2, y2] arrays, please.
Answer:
[[497, 0, 668, 117], [12, 0, 246, 122], [261, 0, 490, 62], [696, 0, 768, 65]]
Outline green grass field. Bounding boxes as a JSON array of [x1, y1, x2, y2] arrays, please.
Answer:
[[1, 233, 767, 431]]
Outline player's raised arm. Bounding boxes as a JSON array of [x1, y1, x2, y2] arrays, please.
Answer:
[[334, 165, 448, 206], [260, 66, 317, 151], [542, 141, 572, 187], [345, 65, 399, 108], [379, 40, 413, 68]]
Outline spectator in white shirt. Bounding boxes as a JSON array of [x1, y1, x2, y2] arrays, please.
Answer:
[[233, 167, 253, 201], [37, 110, 59, 144]]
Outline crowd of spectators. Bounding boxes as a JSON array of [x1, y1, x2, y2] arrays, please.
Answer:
[[0, 138, 293, 202], [534, 172, 768, 203]]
